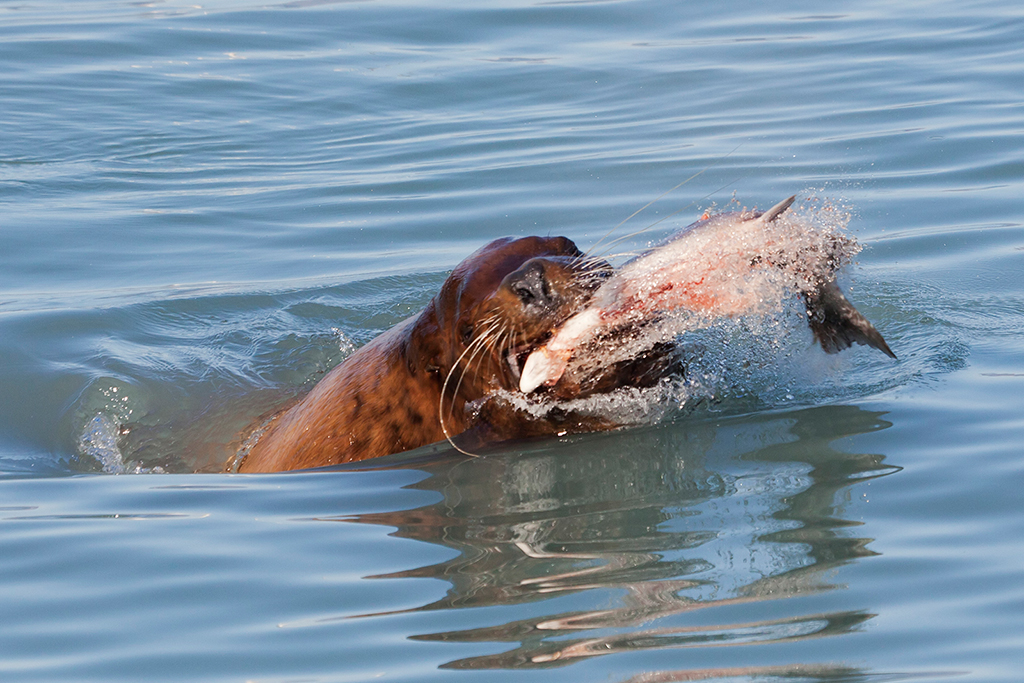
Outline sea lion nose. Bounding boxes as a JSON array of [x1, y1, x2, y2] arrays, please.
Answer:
[[507, 260, 553, 309]]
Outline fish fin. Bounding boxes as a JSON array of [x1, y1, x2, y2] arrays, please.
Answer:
[[804, 280, 897, 359], [761, 195, 797, 223]]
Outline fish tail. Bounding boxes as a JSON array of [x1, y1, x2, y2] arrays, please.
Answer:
[[761, 195, 797, 223], [803, 280, 896, 359]]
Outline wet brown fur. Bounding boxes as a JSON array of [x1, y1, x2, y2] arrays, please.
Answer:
[[235, 236, 619, 472], [232, 221, 891, 472]]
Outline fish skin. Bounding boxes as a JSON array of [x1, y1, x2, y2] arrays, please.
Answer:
[[519, 197, 895, 394]]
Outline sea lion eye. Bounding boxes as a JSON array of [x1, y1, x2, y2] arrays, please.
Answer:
[[460, 322, 474, 344]]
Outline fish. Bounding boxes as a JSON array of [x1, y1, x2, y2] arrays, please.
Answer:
[[518, 196, 896, 393]]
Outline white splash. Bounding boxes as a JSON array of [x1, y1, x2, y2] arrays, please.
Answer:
[[79, 414, 165, 475], [486, 375, 694, 429], [520, 196, 858, 392]]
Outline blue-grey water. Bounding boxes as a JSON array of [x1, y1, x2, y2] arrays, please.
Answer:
[[2, 0, 1023, 681]]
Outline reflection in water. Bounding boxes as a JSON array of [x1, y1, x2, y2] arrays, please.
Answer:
[[338, 405, 896, 675]]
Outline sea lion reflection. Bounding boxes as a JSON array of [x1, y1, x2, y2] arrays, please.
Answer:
[[335, 405, 896, 670]]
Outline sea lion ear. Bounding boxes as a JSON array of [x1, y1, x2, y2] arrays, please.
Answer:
[[552, 235, 583, 258], [405, 306, 445, 376]]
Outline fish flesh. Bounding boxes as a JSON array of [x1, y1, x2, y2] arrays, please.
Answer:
[[519, 196, 895, 393]]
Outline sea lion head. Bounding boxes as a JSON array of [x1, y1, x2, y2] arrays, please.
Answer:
[[406, 236, 610, 401]]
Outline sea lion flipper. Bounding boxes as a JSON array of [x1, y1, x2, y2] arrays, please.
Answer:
[[804, 280, 896, 359]]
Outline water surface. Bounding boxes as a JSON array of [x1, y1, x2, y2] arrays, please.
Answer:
[[1, 0, 1022, 681]]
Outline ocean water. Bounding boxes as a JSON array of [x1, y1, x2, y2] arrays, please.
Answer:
[[1, 0, 1023, 680]]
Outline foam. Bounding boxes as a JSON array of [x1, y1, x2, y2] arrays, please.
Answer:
[[79, 413, 166, 475], [483, 375, 694, 430], [521, 198, 860, 393]]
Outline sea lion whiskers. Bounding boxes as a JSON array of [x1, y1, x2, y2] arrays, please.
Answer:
[[588, 159, 773, 264], [583, 144, 744, 260], [507, 320, 526, 382], [447, 318, 503, 409], [567, 253, 621, 275], [229, 204, 892, 473], [587, 178, 732, 261], [437, 250, 606, 456], [438, 318, 506, 456], [572, 252, 643, 270], [589, 206, 697, 261], [458, 321, 509, 400], [234, 235, 616, 472], [519, 195, 896, 393]]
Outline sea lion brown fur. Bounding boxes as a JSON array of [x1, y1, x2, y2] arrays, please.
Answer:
[[234, 236, 637, 472], [232, 199, 897, 472]]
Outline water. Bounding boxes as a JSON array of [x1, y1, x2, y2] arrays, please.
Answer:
[[1, 0, 1022, 680]]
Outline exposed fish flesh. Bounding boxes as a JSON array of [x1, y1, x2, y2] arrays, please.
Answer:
[[519, 196, 895, 393]]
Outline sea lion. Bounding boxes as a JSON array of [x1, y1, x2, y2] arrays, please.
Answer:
[[232, 199, 894, 473], [233, 235, 670, 472]]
